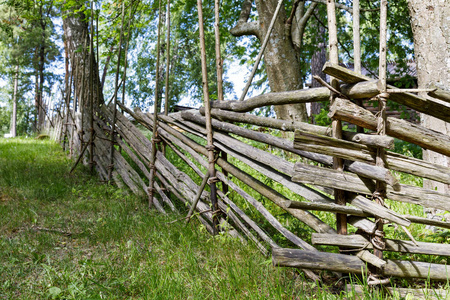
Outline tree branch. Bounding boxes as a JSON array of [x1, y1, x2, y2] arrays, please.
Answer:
[[291, 2, 318, 49], [230, 0, 261, 39]]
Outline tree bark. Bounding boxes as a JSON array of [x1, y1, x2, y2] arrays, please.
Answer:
[[231, 0, 308, 121], [63, 7, 103, 133], [408, 1, 450, 196]]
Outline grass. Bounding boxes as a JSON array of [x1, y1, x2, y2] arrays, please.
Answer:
[[1, 136, 446, 299], [0, 137, 342, 299]]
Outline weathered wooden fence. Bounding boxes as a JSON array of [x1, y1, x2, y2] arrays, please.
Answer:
[[52, 60, 450, 289], [45, 0, 450, 297]]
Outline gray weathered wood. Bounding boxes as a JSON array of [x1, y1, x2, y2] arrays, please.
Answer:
[[356, 250, 386, 269], [347, 284, 450, 299], [202, 107, 392, 149], [181, 110, 398, 186], [209, 80, 380, 113], [273, 248, 450, 280], [312, 233, 450, 256], [292, 162, 450, 212], [294, 130, 450, 187], [323, 62, 450, 123], [429, 86, 450, 104], [284, 200, 368, 217]]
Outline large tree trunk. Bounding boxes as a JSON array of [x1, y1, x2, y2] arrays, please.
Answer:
[[408, 1, 450, 194], [63, 8, 103, 132], [408, 1, 450, 226], [231, 0, 308, 122]]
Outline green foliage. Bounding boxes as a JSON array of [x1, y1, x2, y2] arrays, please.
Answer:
[[393, 138, 422, 159]]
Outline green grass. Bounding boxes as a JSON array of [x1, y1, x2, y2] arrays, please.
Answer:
[[1, 136, 445, 299], [0, 137, 343, 299]]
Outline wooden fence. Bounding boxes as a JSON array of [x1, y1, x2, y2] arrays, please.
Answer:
[[51, 62, 450, 290]]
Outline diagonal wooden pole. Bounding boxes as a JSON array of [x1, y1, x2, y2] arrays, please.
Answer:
[[89, 0, 95, 173], [185, 174, 210, 223], [107, 2, 126, 183], [238, 0, 284, 102], [197, 0, 219, 234], [214, 0, 223, 102], [148, 0, 164, 208], [164, 0, 171, 116], [326, 0, 347, 236], [373, 0, 388, 261]]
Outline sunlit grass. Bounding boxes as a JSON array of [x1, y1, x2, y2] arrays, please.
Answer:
[[1, 137, 347, 299]]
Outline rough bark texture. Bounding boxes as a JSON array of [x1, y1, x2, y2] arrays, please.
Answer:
[[408, 1, 450, 195], [231, 0, 307, 122], [63, 8, 103, 137]]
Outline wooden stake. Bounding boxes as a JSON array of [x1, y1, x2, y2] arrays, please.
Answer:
[[327, 0, 347, 236], [214, 0, 223, 101], [197, 0, 219, 233], [238, 0, 284, 102], [89, 1, 95, 173], [373, 0, 388, 261], [185, 174, 210, 223], [164, 0, 171, 115], [352, 0, 364, 134], [107, 2, 126, 182], [148, 0, 164, 208]]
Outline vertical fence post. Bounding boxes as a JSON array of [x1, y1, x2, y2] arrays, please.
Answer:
[[148, 0, 164, 208], [214, 0, 228, 196], [89, 0, 95, 174], [373, 0, 389, 262], [352, 0, 365, 134], [164, 0, 171, 116], [326, 0, 347, 236], [197, 0, 219, 234], [107, 2, 126, 183]]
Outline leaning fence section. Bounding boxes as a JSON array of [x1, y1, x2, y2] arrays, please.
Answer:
[[51, 60, 450, 288]]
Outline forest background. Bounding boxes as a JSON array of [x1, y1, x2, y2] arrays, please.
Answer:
[[0, 0, 415, 136]]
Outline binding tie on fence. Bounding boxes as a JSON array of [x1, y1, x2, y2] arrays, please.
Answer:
[[205, 145, 216, 151], [371, 191, 387, 250], [148, 162, 156, 171], [207, 177, 220, 184], [152, 136, 162, 144]]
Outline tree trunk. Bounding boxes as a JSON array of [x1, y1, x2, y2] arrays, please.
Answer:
[[63, 8, 103, 131], [408, 1, 450, 194], [231, 0, 307, 122], [10, 64, 19, 137], [408, 1, 450, 227]]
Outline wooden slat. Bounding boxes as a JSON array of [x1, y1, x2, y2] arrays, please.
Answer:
[[312, 233, 450, 256], [273, 248, 450, 280]]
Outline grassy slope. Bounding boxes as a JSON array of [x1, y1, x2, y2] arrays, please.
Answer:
[[0, 138, 322, 299]]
